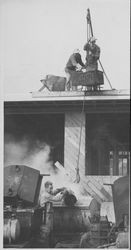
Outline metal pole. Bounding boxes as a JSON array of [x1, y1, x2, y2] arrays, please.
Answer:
[[88, 8, 114, 90], [98, 59, 113, 89], [86, 9, 89, 42], [87, 8, 93, 37]]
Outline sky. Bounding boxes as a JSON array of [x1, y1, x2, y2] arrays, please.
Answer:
[[0, 0, 130, 94]]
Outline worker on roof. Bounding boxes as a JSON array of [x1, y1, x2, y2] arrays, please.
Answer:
[[83, 37, 100, 71], [65, 49, 85, 91], [39, 181, 66, 206]]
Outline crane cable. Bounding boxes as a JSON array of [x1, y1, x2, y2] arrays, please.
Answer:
[[74, 90, 86, 183]]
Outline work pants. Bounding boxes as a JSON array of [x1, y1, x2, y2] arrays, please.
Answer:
[[65, 68, 77, 91]]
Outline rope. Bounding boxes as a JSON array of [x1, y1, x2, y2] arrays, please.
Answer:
[[74, 90, 86, 183]]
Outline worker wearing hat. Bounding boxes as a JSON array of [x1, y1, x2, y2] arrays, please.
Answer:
[[83, 36, 100, 71], [65, 49, 85, 91]]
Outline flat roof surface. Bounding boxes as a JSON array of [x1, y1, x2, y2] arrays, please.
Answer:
[[4, 89, 130, 102]]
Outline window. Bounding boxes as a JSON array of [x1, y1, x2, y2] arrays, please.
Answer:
[[109, 148, 130, 176], [86, 113, 130, 176]]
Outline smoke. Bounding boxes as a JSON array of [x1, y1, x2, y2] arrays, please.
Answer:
[[4, 134, 54, 174], [4, 134, 92, 204], [4, 134, 80, 191]]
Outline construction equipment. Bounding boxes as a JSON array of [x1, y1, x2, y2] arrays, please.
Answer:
[[86, 8, 113, 90], [4, 165, 50, 248], [39, 75, 66, 92], [79, 176, 129, 248], [3, 165, 101, 248], [70, 70, 104, 91]]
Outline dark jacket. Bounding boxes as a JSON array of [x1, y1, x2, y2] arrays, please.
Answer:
[[83, 43, 100, 61], [66, 53, 85, 71]]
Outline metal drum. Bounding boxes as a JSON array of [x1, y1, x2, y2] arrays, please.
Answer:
[[53, 205, 90, 233], [4, 217, 21, 243], [111, 176, 129, 227]]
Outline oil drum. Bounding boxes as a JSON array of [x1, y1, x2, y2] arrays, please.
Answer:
[[53, 205, 90, 233], [4, 216, 21, 243]]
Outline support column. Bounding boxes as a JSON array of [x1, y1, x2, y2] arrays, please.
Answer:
[[64, 111, 86, 179]]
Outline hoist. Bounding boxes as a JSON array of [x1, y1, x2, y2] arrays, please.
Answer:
[[74, 9, 113, 183], [86, 8, 113, 90]]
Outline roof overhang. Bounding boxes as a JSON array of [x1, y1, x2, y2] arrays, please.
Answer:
[[4, 89, 130, 114]]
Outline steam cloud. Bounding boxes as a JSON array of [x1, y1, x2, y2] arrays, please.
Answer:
[[4, 134, 54, 174], [4, 134, 92, 204]]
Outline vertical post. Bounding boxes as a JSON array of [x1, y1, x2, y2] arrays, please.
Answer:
[[39, 202, 54, 247], [64, 112, 86, 178], [87, 9, 93, 37], [123, 214, 128, 232], [86, 9, 89, 61], [45, 202, 53, 231], [86, 9, 89, 43], [113, 146, 118, 175]]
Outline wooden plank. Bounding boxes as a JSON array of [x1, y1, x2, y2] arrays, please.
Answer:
[[87, 176, 108, 193], [86, 176, 112, 201], [87, 181, 106, 201]]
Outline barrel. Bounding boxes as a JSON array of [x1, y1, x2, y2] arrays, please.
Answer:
[[53, 206, 90, 233], [4, 217, 21, 243]]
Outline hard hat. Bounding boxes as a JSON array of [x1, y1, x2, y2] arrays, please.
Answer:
[[73, 49, 80, 54], [90, 36, 97, 42]]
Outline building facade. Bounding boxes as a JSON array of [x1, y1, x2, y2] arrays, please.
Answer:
[[4, 89, 130, 203]]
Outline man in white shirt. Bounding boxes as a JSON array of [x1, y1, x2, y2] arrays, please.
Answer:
[[39, 181, 66, 206]]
